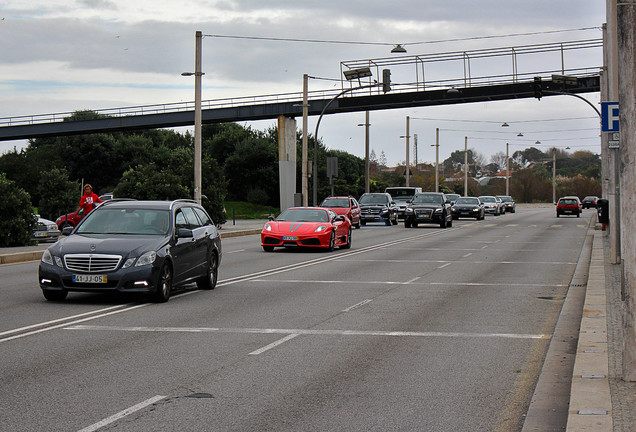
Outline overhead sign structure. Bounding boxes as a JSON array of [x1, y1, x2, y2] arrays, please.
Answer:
[[601, 102, 620, 132]]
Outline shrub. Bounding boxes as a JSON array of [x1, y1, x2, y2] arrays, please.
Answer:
[[0, 173, 37, 247]]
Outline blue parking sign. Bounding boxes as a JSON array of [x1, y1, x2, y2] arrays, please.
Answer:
[[601, 102, 619, 132]]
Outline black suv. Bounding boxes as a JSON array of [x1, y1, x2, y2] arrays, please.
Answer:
[[39, 199, 222, 303], [404, 192, 453, 228], [358, 193, 398, 226]]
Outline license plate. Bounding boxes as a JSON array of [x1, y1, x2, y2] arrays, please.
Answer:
[[73, 274, 107, 283], [282, 236, 298, 241], [35, 232, 47, 237]]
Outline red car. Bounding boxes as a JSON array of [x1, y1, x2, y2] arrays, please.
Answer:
[[556, 196, 582, 217], [55, 208, 86, 230], [261, 207, 352, 252], [319, 196, 361, 229]]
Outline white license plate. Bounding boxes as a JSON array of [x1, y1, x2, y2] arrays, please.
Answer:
[[282, 236, 298, 241], [35, 232, 47, 237], [73, 274, 107, 283]]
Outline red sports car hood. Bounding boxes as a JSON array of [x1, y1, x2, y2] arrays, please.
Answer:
[[265, 220, 329, 235]]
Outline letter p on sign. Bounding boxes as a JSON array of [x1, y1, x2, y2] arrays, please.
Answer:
[[601, 102, 619, 132]]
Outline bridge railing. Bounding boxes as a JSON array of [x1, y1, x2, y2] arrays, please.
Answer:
[[0, 39, 602, 128]]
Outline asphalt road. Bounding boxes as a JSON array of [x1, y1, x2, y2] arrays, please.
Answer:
[[0, 206, 595, 432]]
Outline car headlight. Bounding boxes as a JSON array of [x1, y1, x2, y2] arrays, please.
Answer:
[[406, 208, 414, 213], [472, 208, 479, 212], [41, 249, 53, 265], [264, 223, 272, 231], [315, 225, 328, 233], [434, 208, 443, 213], [135, 251, 157, 267]]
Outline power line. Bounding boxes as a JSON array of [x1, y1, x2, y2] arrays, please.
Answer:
[[204, 26, 600, 48]]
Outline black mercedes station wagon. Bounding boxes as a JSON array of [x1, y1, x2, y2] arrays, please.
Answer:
[[39, 200, 222, 303]]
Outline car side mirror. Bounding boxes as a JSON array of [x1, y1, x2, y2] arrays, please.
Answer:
[[268, 215, 275, 221], [177, 228, 194, 238], [62, 226, 73, 236], [335, 215, 345, 222]]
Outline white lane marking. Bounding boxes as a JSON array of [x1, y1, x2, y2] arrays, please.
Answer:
[[0, 304, 149, 344], [339, 259, 576, 265], [247, 279, 567, 288], [249, 334, 300, 355], [342, 299, 373, 312], [438, 262, 452, 269], [481, 245, 489, 249], [403, 276, 421, 284], [225, 249, 246, 254], [462, 253, 472, 258], [0, 304, 130, 338], [77, 395, 166, 432], [67, 324, 549, 340]]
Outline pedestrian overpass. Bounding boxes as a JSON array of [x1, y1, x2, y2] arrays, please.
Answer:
[[0, 39, 602, 142]]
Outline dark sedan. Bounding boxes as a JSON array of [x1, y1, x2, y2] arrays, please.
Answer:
[[581, 196, 599, 209], [39, 199, 222, 303], [451, 197, 485, 220], [404, 192, 453, 228]]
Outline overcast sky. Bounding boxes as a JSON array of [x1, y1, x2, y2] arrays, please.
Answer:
[[0, 1, 606, 166]]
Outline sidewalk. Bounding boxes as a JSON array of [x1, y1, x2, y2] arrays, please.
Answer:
[[565, 228, 636, 431], [0, 219, 267, 264]]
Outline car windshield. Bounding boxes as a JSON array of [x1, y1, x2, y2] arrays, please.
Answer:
[[583, 196, 596, 201], [559, 199, 578, 205], [277, 208, 329, 222], [321, 198, 349, 208], [386, 189, 415, 199], [455, 197, 479, 205], [446, 194, 460, 200], [359, 195, 389, 204], [76, 208, 170, 235], [480, 197, 496, 203], [412, 194, 443, 204], [498, 196, 512, 201]]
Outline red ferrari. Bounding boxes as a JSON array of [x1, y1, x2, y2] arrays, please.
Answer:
[[261, 207, 352, 252]]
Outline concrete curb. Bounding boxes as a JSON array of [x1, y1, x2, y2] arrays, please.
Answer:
[[566, 230, 613, 431]]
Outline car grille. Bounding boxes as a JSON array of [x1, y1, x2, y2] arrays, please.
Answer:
[[415, 209, 433, 217], [64, 254, 122, 272]]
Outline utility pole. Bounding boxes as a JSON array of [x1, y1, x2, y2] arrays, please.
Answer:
[[364, 111, 370, 193], [607, 2, 621, 264], [464, 137, 468, 196], [194, 31, 203, 204], [617, 0, 636, 381], [505, 142, 510, 196], [552, 148, 556, 204], [435, 128, 439, 192], [302, 74, 309, 206], [405, 116, 410, 187]]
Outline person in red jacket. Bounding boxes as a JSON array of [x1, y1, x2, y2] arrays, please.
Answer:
[[78, 184, 102, 218]]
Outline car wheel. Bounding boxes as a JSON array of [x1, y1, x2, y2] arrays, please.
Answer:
[[392, 214, 398, 225], [405, 220, 411, 228], [42, 289, 68, 301], [556, 213, 560, 218], [262, 246, 274, 252], [354, 220, 361, 229], [447, 217, 452, 228], [412, 222, 419, 228], [385, 218, 392, 226], [360, 220, 366, 226], [197, 253, 218, 290], [440, 214, 447, 228], [341, 228, 352, 249], [577, 212, 580, 218], [328, 231, 335, 251], [153, 262, 172, 303]]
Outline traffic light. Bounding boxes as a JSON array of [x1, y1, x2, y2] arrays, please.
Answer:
[[382, 69, 391, 93], [533, 76, 542, 100]]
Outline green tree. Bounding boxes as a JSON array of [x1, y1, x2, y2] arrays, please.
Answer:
[[0, 173, 37, 247], [114, 163, 190, 200], [37, 168, 80, 220]]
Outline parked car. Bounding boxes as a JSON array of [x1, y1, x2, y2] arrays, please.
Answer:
[[404, 192, 453, 228], [261, 207, 351, 252], [359, 193, 399, 226], [451, 197, 485, 220], [385, 187, 422, 219], [556, 196, 582, 217], [496, 195, 516, 213], [581, 196, 599, 209], [320, 196, 361, 229], [479, 196, 502, 216], [32, 217, 61, 243], [39, 199, 222, 302], [55, 207, 86, 230]]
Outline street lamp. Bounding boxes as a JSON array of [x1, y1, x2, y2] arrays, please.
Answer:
[[431, 128, 439, 192], [181, 30, 204, 204]]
